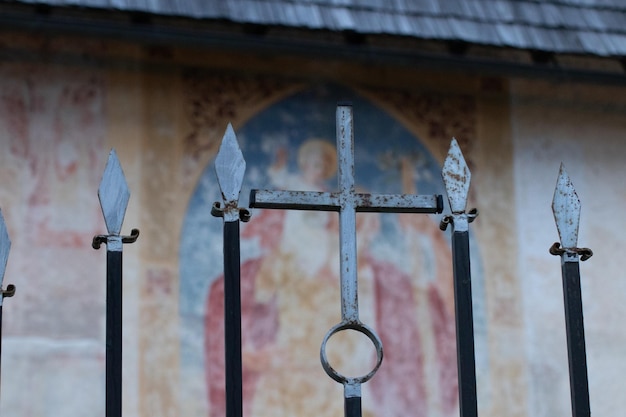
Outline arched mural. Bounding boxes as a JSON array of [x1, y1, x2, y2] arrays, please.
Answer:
[[180, 84, 486, 417]]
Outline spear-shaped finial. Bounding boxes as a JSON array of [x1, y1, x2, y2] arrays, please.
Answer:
[[552, 163, 581, 250], [212, 123, 249, 222], [442, 138, 471, 214], [440, 138, 476, 232], [98, 150, 130, 236], [550, 164, 592, 261], [0, 210, 11, 301], [215, 124, 245, 205]]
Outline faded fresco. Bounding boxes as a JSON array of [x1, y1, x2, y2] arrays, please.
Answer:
[[180, 85, 486, 417], [0, 62, 107, 416], [2, 32, 626, 417]]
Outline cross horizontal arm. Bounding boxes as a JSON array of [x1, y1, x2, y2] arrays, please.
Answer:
[[250, 190, 338, 211], [355, 193, 442, 213], [250, 190, 443, 213]]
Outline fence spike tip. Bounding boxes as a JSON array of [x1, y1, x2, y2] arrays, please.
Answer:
[[552, 163, 580, 249], [0, 209, 10, 287], [215, 123, 246, 204], [442, 138, 471, 213], [98, 149, 130, 235]]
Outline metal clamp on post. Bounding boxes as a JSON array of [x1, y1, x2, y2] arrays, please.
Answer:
[[92, 228, 140, 250], [211, 202, 251, 223], [549, 242, 593, 262], [440, 208, 478, 231], [1, 284, 15, 299]]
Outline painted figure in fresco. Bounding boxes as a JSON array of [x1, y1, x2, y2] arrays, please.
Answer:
[[205, 139, 458, 417]]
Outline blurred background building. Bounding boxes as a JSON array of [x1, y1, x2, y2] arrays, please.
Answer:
[[0, 1, 625, 417]]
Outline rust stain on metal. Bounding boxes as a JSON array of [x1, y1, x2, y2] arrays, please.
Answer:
[[249, 104, 445, 395], [359, 193, 372, 206], [442, 138, 471, 215]]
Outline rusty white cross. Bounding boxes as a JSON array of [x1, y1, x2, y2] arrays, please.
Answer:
[[550, 164, 591, 417], [250, 103, 443, 417]]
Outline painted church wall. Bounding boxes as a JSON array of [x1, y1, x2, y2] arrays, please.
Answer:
[[0, 32, 623, 417]]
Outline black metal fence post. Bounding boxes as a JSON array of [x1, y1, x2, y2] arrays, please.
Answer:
[[440, 139, 478, 417], [93, 150, 139, 417], [211, 124, 250, 417], [550, 164, 592, 417]]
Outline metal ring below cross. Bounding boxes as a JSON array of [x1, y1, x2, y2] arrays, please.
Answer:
[[320, 321, 384, 385]]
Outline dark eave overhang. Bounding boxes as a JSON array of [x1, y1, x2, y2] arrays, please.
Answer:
[[0, 3, 625, 86]]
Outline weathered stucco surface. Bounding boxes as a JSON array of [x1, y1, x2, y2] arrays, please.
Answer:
[[0, 31, 623, 417], [510, 79, 626, 417]]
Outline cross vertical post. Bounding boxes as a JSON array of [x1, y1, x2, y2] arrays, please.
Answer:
[[440, 139, 478, 417], [336, 104, 359, 324], [0, 209, 14, 399], [211, 123, 250, 417], [250, 103, 443, 417], [550, 164, 591, 417], [93, 150, 139, 417]]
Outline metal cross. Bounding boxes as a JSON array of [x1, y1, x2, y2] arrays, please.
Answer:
[[440, 138, 478, 417], [211, 123, 250, 417], [550, 164, 591, 417], [93, 149, 139, 417], [0, 209, 14, 398], [250, 103, 443, 417]]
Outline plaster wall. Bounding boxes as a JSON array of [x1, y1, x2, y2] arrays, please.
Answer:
[[0, 31, 621, 417], [510, 79, 626, 417]]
